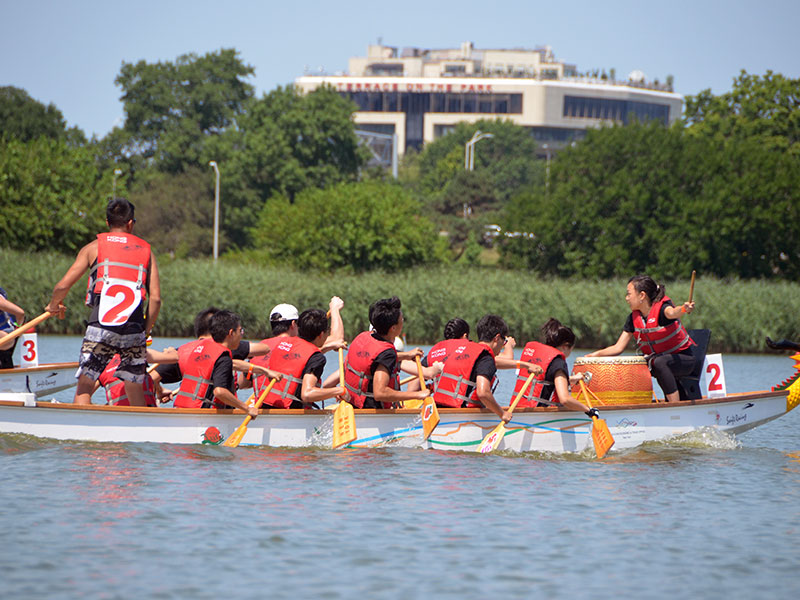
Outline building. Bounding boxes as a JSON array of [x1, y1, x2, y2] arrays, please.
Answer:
[[295, 42, 682, 156]]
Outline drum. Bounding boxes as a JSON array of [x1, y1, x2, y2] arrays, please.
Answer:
[[571, 356, 653, 405]]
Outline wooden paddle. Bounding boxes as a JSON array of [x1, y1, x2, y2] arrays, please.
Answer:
[[682, 270, 696, 313], [578, 379, 615, 459], [222, 378, 276, 448], [0, 310, 60, 348], [333, 347, 356, 448], [478, 372, 536, 454], [415, 355, 440, 439]]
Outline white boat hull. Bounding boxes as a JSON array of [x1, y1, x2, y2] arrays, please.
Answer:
[[0, 362, 78, 398], [0, 389, 791, 454]]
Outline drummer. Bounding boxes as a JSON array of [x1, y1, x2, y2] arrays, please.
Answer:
[[513, 318, 598, 417], [587, 274, 696, 402]]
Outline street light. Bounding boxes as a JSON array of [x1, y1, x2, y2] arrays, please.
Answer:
[[112, 168, 122, 198], [463, 130, 494, 219], [208, 161, 220, 263], [542, 144, 551, 196], [464, 130, 494, 171]]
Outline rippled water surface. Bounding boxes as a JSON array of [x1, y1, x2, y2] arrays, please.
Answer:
[[1, 337, 799, 599]]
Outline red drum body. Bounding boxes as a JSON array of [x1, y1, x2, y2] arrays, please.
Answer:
[[572, 356, 653, 405]]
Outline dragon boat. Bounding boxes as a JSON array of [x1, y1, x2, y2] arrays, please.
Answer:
[[0, 356, 798, 453]]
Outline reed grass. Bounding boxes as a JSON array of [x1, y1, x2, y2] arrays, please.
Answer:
[[3, 249, 799, 353]]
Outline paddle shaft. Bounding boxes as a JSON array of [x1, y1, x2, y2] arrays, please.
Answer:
[[0, 311, 55, 348], [688, 270, 696, 303], [222, 378, 276, 447]]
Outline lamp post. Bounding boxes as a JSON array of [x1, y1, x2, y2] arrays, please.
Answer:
[[464, 130, 494, 171], [463, 131, 494, 219], [208, 161, 220, 263], [112, 168, 122, 198], [542, 144, 551, 196]]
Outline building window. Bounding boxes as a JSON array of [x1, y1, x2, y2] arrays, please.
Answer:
[[366, 63, 404, 76], [563, 95, 670, 124], [342, 91, 522, 115]]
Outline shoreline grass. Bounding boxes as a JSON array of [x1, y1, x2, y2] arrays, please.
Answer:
[[3, 249, 799, 353]]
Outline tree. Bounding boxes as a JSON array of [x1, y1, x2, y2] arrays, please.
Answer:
[[0, 136, 106, 252], [221, 85, 367, 247], [684, 71, 800, 154], [0, 86, 85, 144], [249, 180, 444, 272], [114, 48, 255, 172], [128, 167, 217, 258]]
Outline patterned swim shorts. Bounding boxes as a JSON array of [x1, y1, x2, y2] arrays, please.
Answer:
[[77, 325, 147, 383]]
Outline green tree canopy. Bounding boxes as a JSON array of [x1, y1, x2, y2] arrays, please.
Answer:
[[0, 136, 106, 252], [0, 86, 84, 144], [248, 180, 444, 272], [220, 85, 367, 247], [114, 48, 255, 172]]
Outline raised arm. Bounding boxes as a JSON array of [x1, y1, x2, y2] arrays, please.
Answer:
[[586, 331, 633, 357]]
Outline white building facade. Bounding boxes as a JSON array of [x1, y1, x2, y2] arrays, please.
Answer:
[[295, 42, 682, 156]]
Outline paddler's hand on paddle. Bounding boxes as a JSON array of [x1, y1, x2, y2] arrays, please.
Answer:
[[520, 361, 543, 376], [44, 302, 66, 318], [252, 365, 282, 382], [680, 300, 695, 314], [585, 407, 600, 419], [328, 296, 344, 312], [500, 409, 513, 423], [246, 405, 259, 419], [397, 347, 424, 362], [411, 388, 431, 402]]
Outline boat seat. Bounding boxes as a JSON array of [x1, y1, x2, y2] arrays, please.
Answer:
[[676, 329, 711, 400]]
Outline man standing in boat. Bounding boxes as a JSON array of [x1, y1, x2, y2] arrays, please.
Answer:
[[343, 297, 431, 408], [432, 314, 514, 422], [45, 198, 160, 406]]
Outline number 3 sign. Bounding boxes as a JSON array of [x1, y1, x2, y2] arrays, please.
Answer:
[[20, 330, 39, 368], [702, 353, 727, 398]]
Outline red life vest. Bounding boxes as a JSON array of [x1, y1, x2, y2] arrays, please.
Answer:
[[85, 233, 151, 327], [513, 341, 565, 408], [433, 341, 495, 408], [344, 331, 399, 409], [252, 336, 319, 408], [98, 354, 157, 407], [427, 339, 464, 365], [632, 296, 694, 356], [174, 338, 231, 408]]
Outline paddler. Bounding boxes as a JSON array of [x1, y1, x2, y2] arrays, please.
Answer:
[[172, 310, 258, 416], [411, 317, 541, 392], [513, 318, 599, 417], [431, 314, 515, 422], [95, 347, 178, 407], [587, 274, 697, 402], [45, 198, 160, 406], [343, 296, 431, 408], [152, 306, 275, 401], [249, 308, 346, 409], [0, 286, 25, 369]]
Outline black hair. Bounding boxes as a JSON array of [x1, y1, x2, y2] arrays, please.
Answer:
[[628, 274, 665, 304], [541, 318, 576, 348], [298, 309, 328, 342], [209, 310, 241, 343], [370, 297, 402, 336], [444, 318, 469, 340], [106, 197, 135, 228], [194, 307, 220, 337], [270, 320, 293, 335], [476, 314, 508, 343]]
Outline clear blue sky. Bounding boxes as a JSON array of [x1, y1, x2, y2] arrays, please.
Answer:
[[2, 0, 798, 139]]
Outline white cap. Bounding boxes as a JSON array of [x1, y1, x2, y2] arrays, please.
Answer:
[[270, 303, 299, 322]]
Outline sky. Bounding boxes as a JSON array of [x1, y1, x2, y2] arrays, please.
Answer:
[[2, 0, 798, 139]]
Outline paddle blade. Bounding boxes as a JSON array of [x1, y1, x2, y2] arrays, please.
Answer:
[[223, 416, 252, 448], [421, 397, 439, 440], [591, 417, 615, 459], [333, 400, 357, 449], [478, 422, 507, 453]]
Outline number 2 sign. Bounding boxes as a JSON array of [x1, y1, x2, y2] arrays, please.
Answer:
[[702, 353, 727, 398]]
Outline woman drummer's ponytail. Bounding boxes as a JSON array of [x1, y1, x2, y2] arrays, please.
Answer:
[[628, 274, 665, 304], [541, 318, 576, 349]]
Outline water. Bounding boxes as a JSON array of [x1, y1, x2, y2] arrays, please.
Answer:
[[2, 337, 799, 599]]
